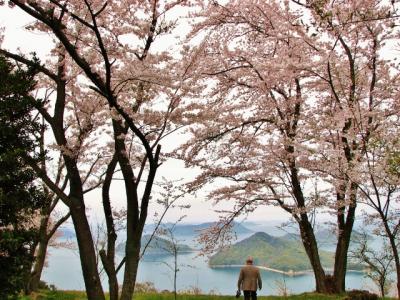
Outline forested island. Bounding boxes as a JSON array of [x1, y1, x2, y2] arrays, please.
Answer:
[[209, 232, 363, 274]]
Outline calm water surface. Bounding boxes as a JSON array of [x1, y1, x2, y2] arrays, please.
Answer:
[[42, 248, 373, 295]]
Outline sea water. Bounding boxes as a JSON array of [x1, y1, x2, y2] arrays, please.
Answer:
[[42, 247, 374, 295]]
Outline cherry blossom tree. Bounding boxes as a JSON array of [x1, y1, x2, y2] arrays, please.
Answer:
[[356, 128, 400, 297], [179, 0, 400, 293], [0, 1, 197, 299], [0, 45, 115, 298]]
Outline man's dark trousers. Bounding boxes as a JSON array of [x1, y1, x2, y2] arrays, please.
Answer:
[[243, 290, 257, 300]]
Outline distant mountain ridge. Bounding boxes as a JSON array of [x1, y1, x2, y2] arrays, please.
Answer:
[[209, 232, 363, 273], [58, 227, 76, 240], [144, 221, 253, 237], [116, 234, 193, 257]]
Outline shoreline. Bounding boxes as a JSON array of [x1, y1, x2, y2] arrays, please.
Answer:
[[209, 264, 364, 276]]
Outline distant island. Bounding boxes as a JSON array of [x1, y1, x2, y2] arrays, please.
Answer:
[[61, 222, 368, 272], [116, 234, 194, 257], [209, 232, 363, 275], [144, 221, 253, 237]]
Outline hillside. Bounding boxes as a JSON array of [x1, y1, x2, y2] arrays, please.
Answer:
[[116, 235, 193, 256], [209, 232, 362, 272]]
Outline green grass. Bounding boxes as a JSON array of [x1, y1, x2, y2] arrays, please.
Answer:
[[18, 290, 396, 300], [133, 293, 345, 300], [18, 290, 87, 300]]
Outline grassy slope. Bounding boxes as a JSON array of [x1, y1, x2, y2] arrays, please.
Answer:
[[18, 290, 395, 300]]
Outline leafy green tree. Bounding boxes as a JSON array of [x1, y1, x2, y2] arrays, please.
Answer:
[[0, 56, 46, 299]]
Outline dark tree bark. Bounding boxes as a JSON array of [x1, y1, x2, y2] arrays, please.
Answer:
[[70, 204, 105, 300], [332, 183, 357, 293], [381, 214, 400, 299], [298, 219, 327, 293], [290, 171, 327, 293], [27, 210, 70, 293], [52, 57, 105, 300], [282, 82, 328, 293], [99, 153, 119, 300]]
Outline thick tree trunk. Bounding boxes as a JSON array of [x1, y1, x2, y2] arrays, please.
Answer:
[[70, 205, 105, 300], [26, 208, 70, 294], [55, 153, 105, 299], [333, 245, 347, 293], [332, 222, 354, 293], [120, 233, 141, 300], [28, 237, 49, 292], [24, 213, 50, 294], [107, 270, 119, 300], [113, 119, 142, 300], [333, 232, 352, 293], [298, 219, 327, 293], [99, 249, 118, 300], [287, 143, 327, 293], [333, 184, 357, 293], [53, 75, 104, 299]]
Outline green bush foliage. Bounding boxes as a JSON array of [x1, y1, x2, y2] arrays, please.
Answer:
[[0, 56, 47, 299]]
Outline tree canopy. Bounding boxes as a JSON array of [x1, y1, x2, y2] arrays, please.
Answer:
[[0, 56, 47, 299]]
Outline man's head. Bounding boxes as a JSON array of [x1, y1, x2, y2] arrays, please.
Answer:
[[245, 256, 253, 265]]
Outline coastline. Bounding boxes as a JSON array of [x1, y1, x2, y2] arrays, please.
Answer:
[[209, 264, 365, 276]]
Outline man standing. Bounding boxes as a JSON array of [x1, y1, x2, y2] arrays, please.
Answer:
[[237, 256, 262, 300]]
